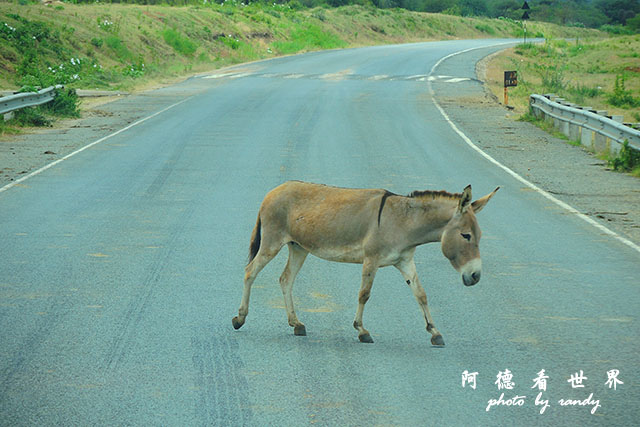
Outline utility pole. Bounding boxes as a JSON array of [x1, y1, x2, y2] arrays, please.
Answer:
[[521, 1, 530, 44]]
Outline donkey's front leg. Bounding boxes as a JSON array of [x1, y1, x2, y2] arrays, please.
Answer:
[[353, 259, 378, 343], [395, 257, 445, 346]]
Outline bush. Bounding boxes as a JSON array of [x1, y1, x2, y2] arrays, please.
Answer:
[[608, 141, 640, 174], [43, 87, 79, 117], [599, 24, 634, 35], [608, 74, 640, 108], [13, 107, 51, 127]]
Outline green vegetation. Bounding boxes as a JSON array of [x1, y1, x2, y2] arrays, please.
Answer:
[[163, 28, 198, 56], [607, 141, 640, 176], [0, 1, 629, 133], [0, 2, 606, 93], [486, 36, 640, 121], [1, 87, 79, 132], [518, 109, 581, 147], [272, 23, 347, 54], [46, 0, 640, 32], [609, 74, 640, 108]]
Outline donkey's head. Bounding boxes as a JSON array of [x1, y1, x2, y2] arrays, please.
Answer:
[[441, 185, 499, 286]]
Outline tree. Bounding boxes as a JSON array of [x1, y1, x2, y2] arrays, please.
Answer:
[[488, 0, 521, 18], [595, 0, 640, 25]]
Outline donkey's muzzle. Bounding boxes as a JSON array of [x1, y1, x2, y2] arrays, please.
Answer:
[[463, 271, 481, 286], [461, 258, 482, 287]]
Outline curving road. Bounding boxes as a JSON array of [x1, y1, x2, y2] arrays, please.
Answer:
[[1, 39, 638, 426]]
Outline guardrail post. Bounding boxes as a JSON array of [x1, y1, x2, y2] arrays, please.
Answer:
[[581, 128, 593, 149], [594, 132, 608, 154], [569, 122, 580, 142]]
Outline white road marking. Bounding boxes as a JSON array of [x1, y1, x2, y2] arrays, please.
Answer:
[[203, 72, 252, 79], [444, 77, 471, 83], [0, 98, 192, 195], [428, 43, 640, 254], [228, 72, 252, 79], [405, 74, 430, 80]]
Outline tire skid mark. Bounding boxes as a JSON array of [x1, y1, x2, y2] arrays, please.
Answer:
[[145, 135, 188, 198], [191, 333, 252, 426], [103, 205, 195, 374], [0, 299, 72, 397]]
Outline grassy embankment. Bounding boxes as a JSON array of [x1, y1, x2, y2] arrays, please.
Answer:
[[0, 1, 604, 93], [485, 36, 640, 121], [484, 36, 640, 176]]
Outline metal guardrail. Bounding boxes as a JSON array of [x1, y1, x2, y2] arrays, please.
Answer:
[[0, 85, 63, 117], [529, 94, 640, 155]]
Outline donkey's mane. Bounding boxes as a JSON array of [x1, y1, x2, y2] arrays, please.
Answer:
[[408, 190, 462, 200], [377, 189, 460, 226]]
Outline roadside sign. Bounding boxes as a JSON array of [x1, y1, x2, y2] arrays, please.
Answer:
[[504, 71, 518, 87], [503, 71, 517, 106]]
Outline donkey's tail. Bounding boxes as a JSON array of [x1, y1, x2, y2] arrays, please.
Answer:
[[248, 214, 261, 265]]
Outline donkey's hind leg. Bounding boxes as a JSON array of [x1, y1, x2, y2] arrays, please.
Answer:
[[280, 242, 309, 336], [232, 243, 281, 331]]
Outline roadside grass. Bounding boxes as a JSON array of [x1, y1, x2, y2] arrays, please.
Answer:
[[519, 110, 582, 147], [485, 35, 640, 123], [272, 23, 346, 54]]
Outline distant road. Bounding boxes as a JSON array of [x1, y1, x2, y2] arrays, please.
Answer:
[[1, 39, 638, 426]]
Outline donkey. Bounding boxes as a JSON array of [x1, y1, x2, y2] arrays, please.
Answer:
[[232, 181, 498, 345]]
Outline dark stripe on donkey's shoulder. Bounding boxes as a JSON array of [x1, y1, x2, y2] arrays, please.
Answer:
[[378, 190, 397, 226]]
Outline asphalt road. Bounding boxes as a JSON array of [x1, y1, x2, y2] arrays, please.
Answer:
[[1, 39, 638, 426]]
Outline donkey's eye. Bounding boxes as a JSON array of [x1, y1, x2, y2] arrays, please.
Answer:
[[461, 233, 471, 241]]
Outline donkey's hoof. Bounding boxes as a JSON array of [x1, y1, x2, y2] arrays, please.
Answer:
[[431, 334, 445, 346], [359, 333, 374, 343], [232, 316, 244, 330], [294, 324, 307, 336]]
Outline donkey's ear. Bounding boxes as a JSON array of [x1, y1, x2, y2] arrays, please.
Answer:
[[471, 187, 500, 214], [458, 185, 472, 213]]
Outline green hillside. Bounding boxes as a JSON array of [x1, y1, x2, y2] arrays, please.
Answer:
[[0, 2, 605, 92]]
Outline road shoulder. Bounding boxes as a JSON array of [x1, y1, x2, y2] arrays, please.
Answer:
[[430, 46, 640, 246]]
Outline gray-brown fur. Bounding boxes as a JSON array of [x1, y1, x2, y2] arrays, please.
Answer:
[[232, 181, 499, 345]]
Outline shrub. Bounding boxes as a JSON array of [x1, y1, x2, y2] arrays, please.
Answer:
[[608, 75, 640, 108], [13, 107, 51, 127], [608, 141, 640, 174], [43, 87, 79, 118]]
